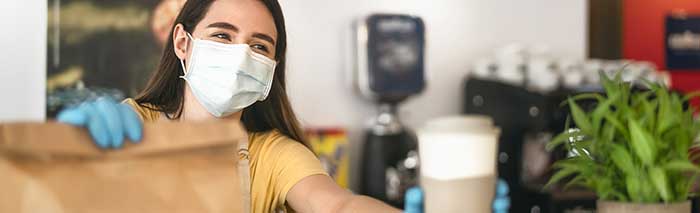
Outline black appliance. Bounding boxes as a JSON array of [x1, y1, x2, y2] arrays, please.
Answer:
[[355, 14, 425, 208], [463, 77, 598, 213]]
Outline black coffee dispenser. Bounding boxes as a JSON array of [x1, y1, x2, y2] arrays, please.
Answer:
[[354, 14, 425, 207], [463, 77, 598, 213]]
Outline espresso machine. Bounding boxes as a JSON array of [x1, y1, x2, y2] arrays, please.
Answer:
[[462, 77, 599, 213], [354, 14, 425, 208]]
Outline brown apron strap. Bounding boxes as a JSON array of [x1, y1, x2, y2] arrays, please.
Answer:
[[237, 138, 251, 213]]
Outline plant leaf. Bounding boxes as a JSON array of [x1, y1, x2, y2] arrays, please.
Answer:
[[681, 173, 700, 200], [649, 166, 672, 202], [663, 160, 700, 173], [547, 131, 573, 151], [657, 88, 677, 135], [629, 119, 657, 165], [602, 122, 616, 143], [569, 98, 592, 134], [592, 93, 620, 133], [560, 93, 605, 107], [545, 168, 577, 189], [549, 73, 700, 202], [613, 70, 623, 83], [609, 190, 629, 202], [626, 174, 642, 202], [604, 113, 630, 141], [610, 143, 635, 175], [640, 174, 660, 202], [683, 91, 700, 101], [563, 175, 588, 190]]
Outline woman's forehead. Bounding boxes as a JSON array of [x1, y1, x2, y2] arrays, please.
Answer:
[[196, 0, 277, 38]]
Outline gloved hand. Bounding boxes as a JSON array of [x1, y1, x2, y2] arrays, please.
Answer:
[[57, 97, 143, 149], [404, 187, 424, 213], [493, 179, 511, 213], [403, 178, 511, 213]]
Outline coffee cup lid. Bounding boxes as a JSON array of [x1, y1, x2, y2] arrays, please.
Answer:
[[419, 115, 500, 135]]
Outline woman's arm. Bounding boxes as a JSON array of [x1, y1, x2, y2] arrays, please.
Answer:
[[286, 174, 401, 213]]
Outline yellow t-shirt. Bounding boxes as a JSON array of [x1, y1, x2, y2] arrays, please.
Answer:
[[123, 99, 328, 212]]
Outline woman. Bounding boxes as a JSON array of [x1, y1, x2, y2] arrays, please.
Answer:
[[58, 0, 400, 212]]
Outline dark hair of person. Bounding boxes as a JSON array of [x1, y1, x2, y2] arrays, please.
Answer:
[[135, 0, 308, 146]]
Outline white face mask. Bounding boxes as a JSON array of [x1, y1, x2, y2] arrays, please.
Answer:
[[179, 32, 276, 117]]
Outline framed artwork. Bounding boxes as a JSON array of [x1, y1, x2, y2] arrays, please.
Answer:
[[46, 0, 185, 117], [666, 14, 700, 70]]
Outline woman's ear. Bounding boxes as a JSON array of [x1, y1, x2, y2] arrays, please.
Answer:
[[172, 23, 190, 61]]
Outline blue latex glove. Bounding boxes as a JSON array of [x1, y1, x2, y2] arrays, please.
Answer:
[[493, 179, 511, 213], [404, 187, 424, 213], [403, 178, 511, 213], [57, 97, 143, 149]]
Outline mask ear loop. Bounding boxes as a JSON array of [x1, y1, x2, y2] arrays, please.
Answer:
[[179, 32, 195, 79]]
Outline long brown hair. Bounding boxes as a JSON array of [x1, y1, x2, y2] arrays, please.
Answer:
[[135, 0, 308, 146]]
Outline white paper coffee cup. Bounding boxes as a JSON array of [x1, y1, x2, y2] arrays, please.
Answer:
[[417, 115, 501, 213], [417, 115, 500, 180]]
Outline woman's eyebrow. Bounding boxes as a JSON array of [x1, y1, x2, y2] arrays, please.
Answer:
[[253, 33, 276, 46], [206, 22, 239, 32], [206, 22, 274, 45]]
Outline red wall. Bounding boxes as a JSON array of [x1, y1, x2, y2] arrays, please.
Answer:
[[622, 0, 700, 106]]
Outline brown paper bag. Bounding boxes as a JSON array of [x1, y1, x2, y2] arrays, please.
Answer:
[[0, 121, 246, 213]]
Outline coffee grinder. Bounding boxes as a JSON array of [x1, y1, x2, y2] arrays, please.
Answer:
[[354, 14, 425, 208]]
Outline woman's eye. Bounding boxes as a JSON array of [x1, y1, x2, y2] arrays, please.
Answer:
[[212, 33, 230, 41], [251, 44, 269, 53]]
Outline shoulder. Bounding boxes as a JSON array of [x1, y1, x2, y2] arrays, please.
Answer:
[[247, 130, 326, 178], [248, 130, 328, 206], [248, 130, 313, 159], [121, 98, 161, 122]]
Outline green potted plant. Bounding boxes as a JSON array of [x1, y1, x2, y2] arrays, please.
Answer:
[[546, 72, 700, 213]]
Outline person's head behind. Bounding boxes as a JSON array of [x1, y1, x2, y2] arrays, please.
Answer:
[[136, 0, 307, 145]]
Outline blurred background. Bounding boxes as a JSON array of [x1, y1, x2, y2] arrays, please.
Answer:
[[0, 0, 699, 212]]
